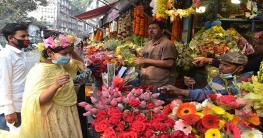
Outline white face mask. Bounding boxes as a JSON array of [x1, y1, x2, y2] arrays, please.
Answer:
[[223, 66, 241, 79]]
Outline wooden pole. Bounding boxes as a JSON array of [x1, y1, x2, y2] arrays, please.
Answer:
[[126, 0, 181, 42]]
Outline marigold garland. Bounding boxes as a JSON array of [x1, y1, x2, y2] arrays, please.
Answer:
[[156, 0, 168, 20]]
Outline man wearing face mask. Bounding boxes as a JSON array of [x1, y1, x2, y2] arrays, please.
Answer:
[[0, 23, 30, 131], [159, 52, 253, 102]]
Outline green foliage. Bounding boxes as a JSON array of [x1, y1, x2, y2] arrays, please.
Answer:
[[104, 39, 121, 51], [131, 34, 148, 47]]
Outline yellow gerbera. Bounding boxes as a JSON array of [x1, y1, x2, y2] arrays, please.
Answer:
[[205, 129, 221, 138], [223, 112, 234, 122], [218, 120, 225, 130], [211, 106, 225, 115]]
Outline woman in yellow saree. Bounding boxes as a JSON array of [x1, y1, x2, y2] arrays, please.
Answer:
[[20, 34, 86, 138]]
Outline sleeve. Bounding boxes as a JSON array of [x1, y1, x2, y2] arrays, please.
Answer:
[[0, 55, 15, 115], [63, 59, 87, 79], [211, 59, 220, 67], [161, 41, 177, 60], [244, 57, 263, 75], [188, 77, 236, 102]]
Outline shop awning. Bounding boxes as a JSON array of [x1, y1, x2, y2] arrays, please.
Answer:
[[74, 2, 117, 20]]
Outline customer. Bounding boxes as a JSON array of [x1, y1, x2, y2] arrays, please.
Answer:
[[192, 32, 263, 75], [133, 20, 177, 103], [0, 23, 30, 130], [20, 34, 85, 138], [159, 52, 253, 102]]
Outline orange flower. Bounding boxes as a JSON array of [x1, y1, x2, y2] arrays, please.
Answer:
[[231, 116, 239, 125], [202, 114, 220, 129], [242, 113, 260, 126], [103, 59, 110, 65], [177, 103, 196, 118], [202, 107, 214, 115]]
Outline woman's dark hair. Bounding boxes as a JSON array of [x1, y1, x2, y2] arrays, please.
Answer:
[[1, 23, 28, 41], [42, 47, 64, 59], [149, 20, 167, 30]]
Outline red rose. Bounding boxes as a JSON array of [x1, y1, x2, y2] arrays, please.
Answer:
[[119, 131, 138, 138], [128, 99, 141, 107], [160, 133, 170, 138], [123, 111, 134, 123], [158, 123, 168, 131], [154, 114, 168, 122], [146, 103, 155, 109], [96, 110, 107, 120], [107, 107, 122, 118], [144, 129, 153, 138], [135, 114, 147, 122], [117, 122, 126, 130], [103, 128, 117, 138], [108, 116, 120, 126], [95, 120, 108, 133], [131, 121, 146, 132], [163, 104, 172, 115], [165, 118, 175, 129]]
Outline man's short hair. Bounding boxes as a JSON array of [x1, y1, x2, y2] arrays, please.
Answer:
[[219, 51, 248, 66], [1, 23, 28, 41], [149, 20, 167, 30]]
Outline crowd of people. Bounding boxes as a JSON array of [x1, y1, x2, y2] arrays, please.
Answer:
[[0, 20, 263, 137]]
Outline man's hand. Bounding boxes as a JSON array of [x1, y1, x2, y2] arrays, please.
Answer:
[[5, 112, 18, 124], [192, 57, 212, 67], [184, 76, 195, 87], [133, 58, 147, 65], [129, 48, 137, 56], [158, 85, 189, 97]]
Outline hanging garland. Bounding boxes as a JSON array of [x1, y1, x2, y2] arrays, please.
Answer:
[[156, 0, 168, 20], [165, 0, 201, 22], [133, 5, 145, 37]]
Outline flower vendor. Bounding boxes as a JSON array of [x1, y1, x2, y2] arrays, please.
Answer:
[[20, 34, 86, 138], [193, 31, 263, 75], [133, 20, 177, 104], [159, 52, 253, 102]]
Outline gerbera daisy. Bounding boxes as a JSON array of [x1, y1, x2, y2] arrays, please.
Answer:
[[202, 114, 220, 129], [174, 119, 192, 135], [197, 120, 207, 134], [242, 113, 260, 126], [181, 114, 200, 125], [205, 129, 221, 138], [223, 112, 234, 122], [218, 120, 226, 130], [177, 103, 197, 118], [211, 106, 225, 115], [202, 107, 214, 116], [224, 122, 241, 138], [240, 129, 262, 138]]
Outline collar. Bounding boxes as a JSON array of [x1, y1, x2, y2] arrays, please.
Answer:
[[5, 44, 23, 53], [151, 36, 165, 45]]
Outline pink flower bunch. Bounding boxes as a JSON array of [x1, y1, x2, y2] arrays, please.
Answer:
[[43, 34, 76, 49], [78, 86, 176, 138], [215, 95, 247, 110]]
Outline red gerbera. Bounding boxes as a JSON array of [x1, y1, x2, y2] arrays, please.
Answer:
[[197, 121, 207, 134], [223, 122, 241, 138], [163, 104, 172, 115], [201, 114, 220, 129], [181, 114, 200, 125]]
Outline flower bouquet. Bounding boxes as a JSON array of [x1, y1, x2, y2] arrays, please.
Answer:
[[78, 77, 176, 137], [189, 25, 240, 58], [164, 95, 261, 138]]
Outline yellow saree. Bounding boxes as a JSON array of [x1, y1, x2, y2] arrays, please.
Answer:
[[20, 59, 86, 138]]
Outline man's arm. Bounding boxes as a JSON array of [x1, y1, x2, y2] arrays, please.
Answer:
[[0, 56, 15, 114], [133, 58, 174, 68]]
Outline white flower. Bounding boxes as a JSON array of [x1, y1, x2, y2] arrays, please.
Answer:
[[241, 129, 262, 138], [202, 99, 209, 107]]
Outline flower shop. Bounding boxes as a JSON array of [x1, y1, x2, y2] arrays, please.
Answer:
[[73, 0, 263, 137]]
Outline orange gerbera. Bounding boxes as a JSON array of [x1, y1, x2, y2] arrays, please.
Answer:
[[177, 103, 196, 118], [202, 107, 214, 115], [242, 113, 260, 126]]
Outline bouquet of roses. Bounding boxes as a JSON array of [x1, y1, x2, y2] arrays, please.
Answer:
[[84, 46, 121, 80], [78, 78, 175, 138]]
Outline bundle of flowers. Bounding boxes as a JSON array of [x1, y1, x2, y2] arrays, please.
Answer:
[[85, 45, 106, 55], [226, 28, 254, 56], [84, 50, 121, 80], [241, 61, 263, 117], [78, 80, 176, 138], [116, 42, 143, 69], [164, 95, 261, 138], [174, 42, 196, 71], [189, 25, 240, 58]]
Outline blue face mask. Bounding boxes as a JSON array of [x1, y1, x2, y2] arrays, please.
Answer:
[[52, 54, 71, 65], [223, 66, 241, 79]]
